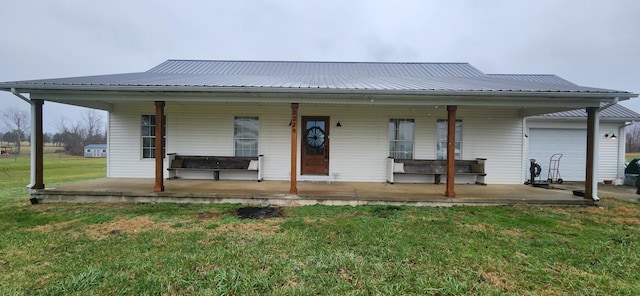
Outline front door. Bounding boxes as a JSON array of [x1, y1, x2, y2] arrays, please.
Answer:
[[301, 116, 329, 175]]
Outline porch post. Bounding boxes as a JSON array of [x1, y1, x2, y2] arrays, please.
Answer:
[[290, 103, 299, 194], [445, 105, 457, 198], [31, 99, 45, 190], [154, 101, 165, 193], [585, 107, 599, 200]]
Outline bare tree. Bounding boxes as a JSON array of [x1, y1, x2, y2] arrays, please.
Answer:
[[56, 110, 106, 156], [2, 106, 30, 154], [82, 110, 105, 144], [626, 123, 640, 153]]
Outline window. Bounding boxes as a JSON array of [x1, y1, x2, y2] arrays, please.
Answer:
[[141, 115, 166, 159], [389, 119, 415, 159], [234, 116, 259, 157], [436, 119, 462, 160]]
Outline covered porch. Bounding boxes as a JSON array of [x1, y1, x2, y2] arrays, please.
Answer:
[[32, 178, 596, 206]]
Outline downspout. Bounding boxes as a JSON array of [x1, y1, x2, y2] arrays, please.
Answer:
[[10, 88, 36, 188], [617, 121, 635, 180], [590, 98, 619, 201]]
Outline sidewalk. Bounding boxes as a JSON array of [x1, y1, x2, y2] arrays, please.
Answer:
[[551, 182, 639, 202]]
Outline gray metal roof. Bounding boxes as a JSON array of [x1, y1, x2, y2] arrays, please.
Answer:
[[148, 60, 487, 77], [85, 144, 107, 149], [534, 103, 640, 120], [0, 60, 635, 97], [487, 74, 576, 86]]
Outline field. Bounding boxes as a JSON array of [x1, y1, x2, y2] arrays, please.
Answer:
[[1, 147, 639, 295], [627, 152, 640, 162]]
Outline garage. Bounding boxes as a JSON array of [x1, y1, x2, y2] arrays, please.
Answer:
[[528, 128, 587, 182]]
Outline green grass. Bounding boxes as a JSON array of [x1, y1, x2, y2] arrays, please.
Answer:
[[1, 151, 640, 295]]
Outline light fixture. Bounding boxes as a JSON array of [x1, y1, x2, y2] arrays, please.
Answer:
[[604, 133, 617, 140], [336, 121, 342, 127], [610, 133, 617, 140], [288, 120, 292, 126]]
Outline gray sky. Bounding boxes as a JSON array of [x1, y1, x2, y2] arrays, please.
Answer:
[[1, 0, 639, 133]]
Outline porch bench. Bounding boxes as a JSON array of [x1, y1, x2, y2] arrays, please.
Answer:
[[387, 157, 486, 185], [167, 154, 264, 181]]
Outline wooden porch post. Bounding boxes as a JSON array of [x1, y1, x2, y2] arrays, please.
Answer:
[[31, 99, 45, 190], [290, 103, 299, 194], [445, 105, 457, 198], [585, 107, 598, 200], [154, 101, 165, 193]]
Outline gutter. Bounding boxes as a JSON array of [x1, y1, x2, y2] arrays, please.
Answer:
[[3, 84, 637, 99], [10, 88, 36, 188]]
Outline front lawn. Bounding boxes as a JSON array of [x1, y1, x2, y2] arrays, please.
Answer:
[[1, 153, 639, 295]]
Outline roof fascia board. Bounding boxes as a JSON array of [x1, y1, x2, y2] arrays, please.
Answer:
[[526, 116, 640, 122], [34, 91, 605, 109]]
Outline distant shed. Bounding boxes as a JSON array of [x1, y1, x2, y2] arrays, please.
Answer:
[[84, 144, 107, 158]]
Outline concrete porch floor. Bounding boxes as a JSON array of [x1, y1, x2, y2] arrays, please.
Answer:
[[29, 178, 609, 206]]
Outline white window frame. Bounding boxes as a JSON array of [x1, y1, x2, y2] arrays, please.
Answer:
[[141, 115, 166, 159], [436, 119, 462, 160], [234, 116, 259, 157], [389, 118, 415, 159]]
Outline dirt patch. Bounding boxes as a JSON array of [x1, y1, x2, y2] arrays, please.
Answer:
[[500, 228, 526, 237], [213, 219, 281, 236], [31, 219, 82, 233], [196, 210, 231, 220], [579, 206, 607, 214], [85, 215, 173, 240], [476, 262, 517, 292], [464, 223, 490, 232], [612, 206, 639, 216], [236, 207, 285, 219], [611, 217, 640, 225], [304, 217, 329, 224]]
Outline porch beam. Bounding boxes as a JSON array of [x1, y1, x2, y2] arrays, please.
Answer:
[[154, 101, 165, 192], [585, 107, 599, 200], [290, 103, 299, 194], [31, 99, 45, 190], [445, 105, 457, 198]]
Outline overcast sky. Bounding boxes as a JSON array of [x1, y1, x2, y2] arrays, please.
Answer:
[[1, 0, 639, 133]]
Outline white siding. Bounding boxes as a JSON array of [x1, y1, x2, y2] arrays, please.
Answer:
[[457, 108, 524, 184], [108, 103, 526, 184], [526, 121, 623, 182], [108, 104, 156, 178]]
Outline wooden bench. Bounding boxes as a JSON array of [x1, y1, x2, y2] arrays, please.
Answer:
[[387, 157, 486, 185], [167, 154, 264, 181]]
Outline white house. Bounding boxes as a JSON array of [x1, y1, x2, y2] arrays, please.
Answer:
[[488, 74, 640, 183], [526, 104, 640, 183], [1, 60, 637, 200], [84, 144, 108, 158]]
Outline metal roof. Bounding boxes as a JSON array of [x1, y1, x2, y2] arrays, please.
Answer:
[[533, 103, 640, 120], [85, 144, 107, 149], [148, 60, 487, 77], [487, 74, 576, 86], [0, 60, 635, 97]]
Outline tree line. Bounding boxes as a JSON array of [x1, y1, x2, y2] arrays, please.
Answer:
[[626, 123, 640, 153], [1, 107, 106, 156]]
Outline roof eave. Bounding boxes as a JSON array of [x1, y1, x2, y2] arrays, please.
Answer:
[[2, 84, 636, 100]]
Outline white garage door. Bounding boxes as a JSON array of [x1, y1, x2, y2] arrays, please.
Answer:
[[528, 128, 586, 181]]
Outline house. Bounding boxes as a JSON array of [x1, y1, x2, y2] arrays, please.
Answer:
[[487, 74, 640, 183], [84, 144, 107, 158], [527, 104, 640, 183], [0, 60, 637, 201]]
